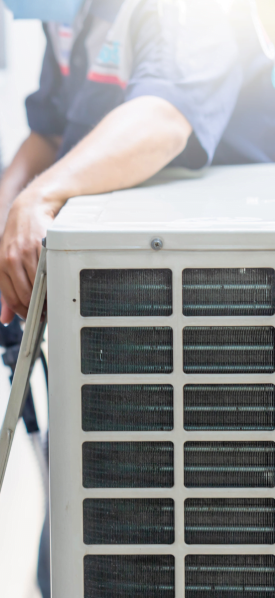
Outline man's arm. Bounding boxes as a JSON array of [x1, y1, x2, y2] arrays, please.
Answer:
[[0, 131, 61, 237], [0, 96, 192, 323]]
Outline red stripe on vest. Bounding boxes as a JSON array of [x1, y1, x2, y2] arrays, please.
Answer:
[[60, 65, 70, 76], [87, 71, 127, 89]]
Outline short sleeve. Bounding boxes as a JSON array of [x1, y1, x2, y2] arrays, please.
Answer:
[[25, 25, 66, 136], [125, 0, 243, 168]]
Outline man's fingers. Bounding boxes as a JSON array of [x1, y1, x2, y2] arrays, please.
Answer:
[[0, 238, 42, 319], [0, 271, 19, 312], [0, 273, 27, 322], [0, 296, 28, 322], [5, 251, 33, 308], [0, 296, 15, 325], [0, 195, 51, 320], [2, 302, 28, 321]]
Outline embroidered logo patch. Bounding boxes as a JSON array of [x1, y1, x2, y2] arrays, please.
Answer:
[[97, 41, 121, 67], [88, 40, 127, 88]]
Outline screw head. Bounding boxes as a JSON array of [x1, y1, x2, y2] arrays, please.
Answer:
[[151, 238, 163, 251]]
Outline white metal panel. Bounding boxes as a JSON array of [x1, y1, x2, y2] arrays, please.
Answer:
[[48, 247, 275, 598], [47, 164, 275, 251]]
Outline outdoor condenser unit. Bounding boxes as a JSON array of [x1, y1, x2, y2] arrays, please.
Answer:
[[5, 163, 275, 598], [44, 163, 275, 598]]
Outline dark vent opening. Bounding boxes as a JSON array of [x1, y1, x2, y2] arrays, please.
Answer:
[[80, 269, 172, 317], [84, 555, 175, 598], [82, 442, 174, 488], [81, 328, 173, 375], [82, 385, 173, 431], [184, 384, 275, 431], [184, 442, 275, 488], [83, 499, 174, 544], [182, 268, 275, 317], [185, 555, 275, 598], [185, 498, 275, 545], [183, 327, 275, 374]]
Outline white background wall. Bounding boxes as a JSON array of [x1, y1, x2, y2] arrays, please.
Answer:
[[0, 4, 48, 597]]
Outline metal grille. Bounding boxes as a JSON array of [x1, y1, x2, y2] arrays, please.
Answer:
[[82, 442, 174, 488], [183, 327, 275, 374], [82, 385, 173, 431], [185, 498, 275, 544], [81, 328, 173, 374], [182, 268, 275, 317], [80, 269, 172, 317], [83, 499, 174, 544], [184, 385, 275, 431], [184, 442, 275, 488], [185, 555, 275, 598], [84, 555, 175, 598]]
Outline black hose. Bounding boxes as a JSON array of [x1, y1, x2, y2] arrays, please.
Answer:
[[40, 349, 49, 393], [1, 313, 49, 433]]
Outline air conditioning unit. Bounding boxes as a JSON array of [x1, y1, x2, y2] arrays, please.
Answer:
[[46, 163, 275, 598]]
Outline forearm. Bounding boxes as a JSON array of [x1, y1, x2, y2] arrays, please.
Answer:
[[0, 132, 61, 227], [0, 96, 192, 323], [21, 97, 192, 216]]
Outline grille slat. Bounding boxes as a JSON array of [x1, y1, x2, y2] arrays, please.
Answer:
[[81, 328, 173, 374], [83, 499, 174, 544], [184, 385, 275, 431], [80, 269, 172, 317], [82, 385, 173, 431], [184, 442, 275, 488], [185, 499, 275, 544], [84, 555, 175, 598], [185, 555, 275, 598], [82, 442, 174, 488], [183, 327, 275, 374], [183, 269, 275, 317]]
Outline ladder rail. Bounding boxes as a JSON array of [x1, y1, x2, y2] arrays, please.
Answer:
[[0, 246, 47, 491]]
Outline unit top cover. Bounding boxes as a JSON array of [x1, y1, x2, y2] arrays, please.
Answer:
[[47, 164, 275, 251]]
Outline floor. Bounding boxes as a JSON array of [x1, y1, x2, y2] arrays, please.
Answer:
[[0, 7, 48, 597]]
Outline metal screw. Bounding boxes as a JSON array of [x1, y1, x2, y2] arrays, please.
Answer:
[[151, 238, 163, 251]]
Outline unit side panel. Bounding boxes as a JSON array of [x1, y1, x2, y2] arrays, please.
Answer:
[[48, 249, 275, 598], [48, 251, 84, 598]]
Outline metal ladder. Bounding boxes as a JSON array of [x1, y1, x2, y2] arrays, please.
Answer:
[[0, 246, 47, 490]]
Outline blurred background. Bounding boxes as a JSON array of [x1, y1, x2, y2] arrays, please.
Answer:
[[0, 2, 48, 596], [0, 0, 45, 164]]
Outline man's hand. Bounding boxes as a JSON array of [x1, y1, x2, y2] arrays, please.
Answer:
[[0, 190, 54, 322], [0, 296, 15, 324], [0, 96, 192, 322], [0, 132, 61, 323]]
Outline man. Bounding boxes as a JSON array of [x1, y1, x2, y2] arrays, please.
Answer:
[[211, 0, 275, 165], [0, 1, 274, 597], [0, 0, 274, 322], [0, 0, 241, 323]]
